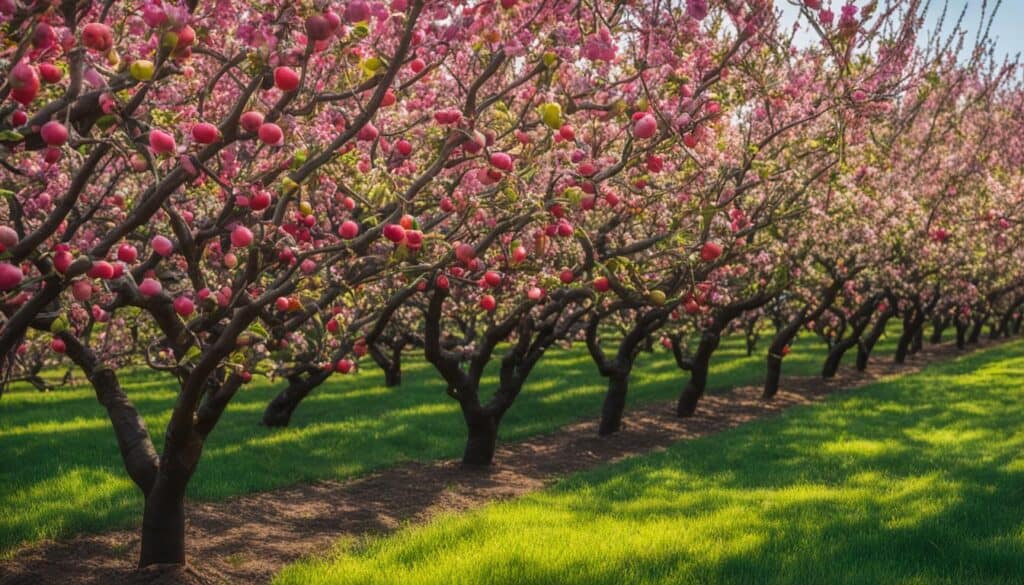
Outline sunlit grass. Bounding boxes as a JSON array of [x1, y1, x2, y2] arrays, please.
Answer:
[[275, 339, 1024, 585], [0, 330, 884, 555]]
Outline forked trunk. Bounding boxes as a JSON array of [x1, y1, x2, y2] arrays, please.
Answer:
[[261, 371, 328, 427]]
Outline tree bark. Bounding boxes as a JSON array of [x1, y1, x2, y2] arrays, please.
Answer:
[[910, 324, 923, 354], [930, 316, 946, 344], [955, 321, 967, 348], [764, 282, 841, 399], [894, 311, 916, 364], [460, 407, 499, 466], [599, 371, 630, 436], [384, 361, 401, 387], [857, 306, 894, 371], [822, 295, 880, 378], [261, 370, 329, 427], [139, 477, 188, 566], [968, 315, 986, 344], [676, 332, 720, 417]]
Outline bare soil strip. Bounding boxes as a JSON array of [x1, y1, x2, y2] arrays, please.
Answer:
[[0, 340, 995, 585]]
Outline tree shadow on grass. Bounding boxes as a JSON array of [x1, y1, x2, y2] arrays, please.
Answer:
[[276, 341, 1024, 585]]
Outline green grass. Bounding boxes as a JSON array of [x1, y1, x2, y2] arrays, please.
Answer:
[[0, 329, 893, 556], [274, 339, 1024, 585]]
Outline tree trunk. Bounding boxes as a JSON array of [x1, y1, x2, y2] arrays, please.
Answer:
[[857, 308, 893, 371], [461, 410, 499, 466], [968, 316, 986, 344], [139, 478, 187, 567], [261, 371, 328, 427], [763, 314, 807, 400], [745, 324, 758, 356], [910, 323, 923, 354], [930, 317, 946, 344], [599, 371, 630, 436], [384, 363, 401, 387], [822, 296, 880, 378], [955, 322, 967, 348], [676, 333, 720, 417], [822, 336, 857, 378], [1014, 314, 1023, 335], [893, 310, 918, 364], [763, 351, 783, 399]]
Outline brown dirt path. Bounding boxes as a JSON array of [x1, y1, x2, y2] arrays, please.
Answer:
[[0, 339, 1002, 585]]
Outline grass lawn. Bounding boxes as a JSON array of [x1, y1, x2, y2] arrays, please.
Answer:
[[274, 338, 1024, 585], [0, 330, 896, 556]]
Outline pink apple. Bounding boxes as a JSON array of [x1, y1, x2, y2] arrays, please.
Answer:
[[71, 279, 93, 300], [51, 338, 66, 353], [81, 22, 113, 52], [305, 14, 332, 41], [383, 223, 406, 243], [480, 294, 496, 311], [117, 244, 138, 263], [87, 260, 115, 280], [231, 225, 254, 247], [455, 243, 475, 263], [700, 241, 722, 262], [258, 123, 284, 146], [240, 111, 264, 132], [343, 0, 371, 23], [336, 358, 354, 374], [40, 121, 68, 146], [139, 277, 162, 297], [173, 296, 195, 316], [339, 220, 360, 239], [357, 123, 379, 141], [490, 152, 513, 171], [54, 251, 73, 273], [149, 129, 177, 155], [191, 122, 219, 144], [249, 191, 271, 211], [152, 235, 174, 256], [633, 114, 657, 139], [38, 63, 63, 83], [0, 262, 23, 290], [0, 226, 19, 248], [274, 67, 300, 92], [594, 277, 610, 292]]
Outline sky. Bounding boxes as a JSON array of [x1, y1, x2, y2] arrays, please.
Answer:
[[777, 1, 1024, 60]]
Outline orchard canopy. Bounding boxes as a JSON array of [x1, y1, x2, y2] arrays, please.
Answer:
[[3, 0, 1024, 575]]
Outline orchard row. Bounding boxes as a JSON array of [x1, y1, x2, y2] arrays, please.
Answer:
[[1, 0, 1022, 571]]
